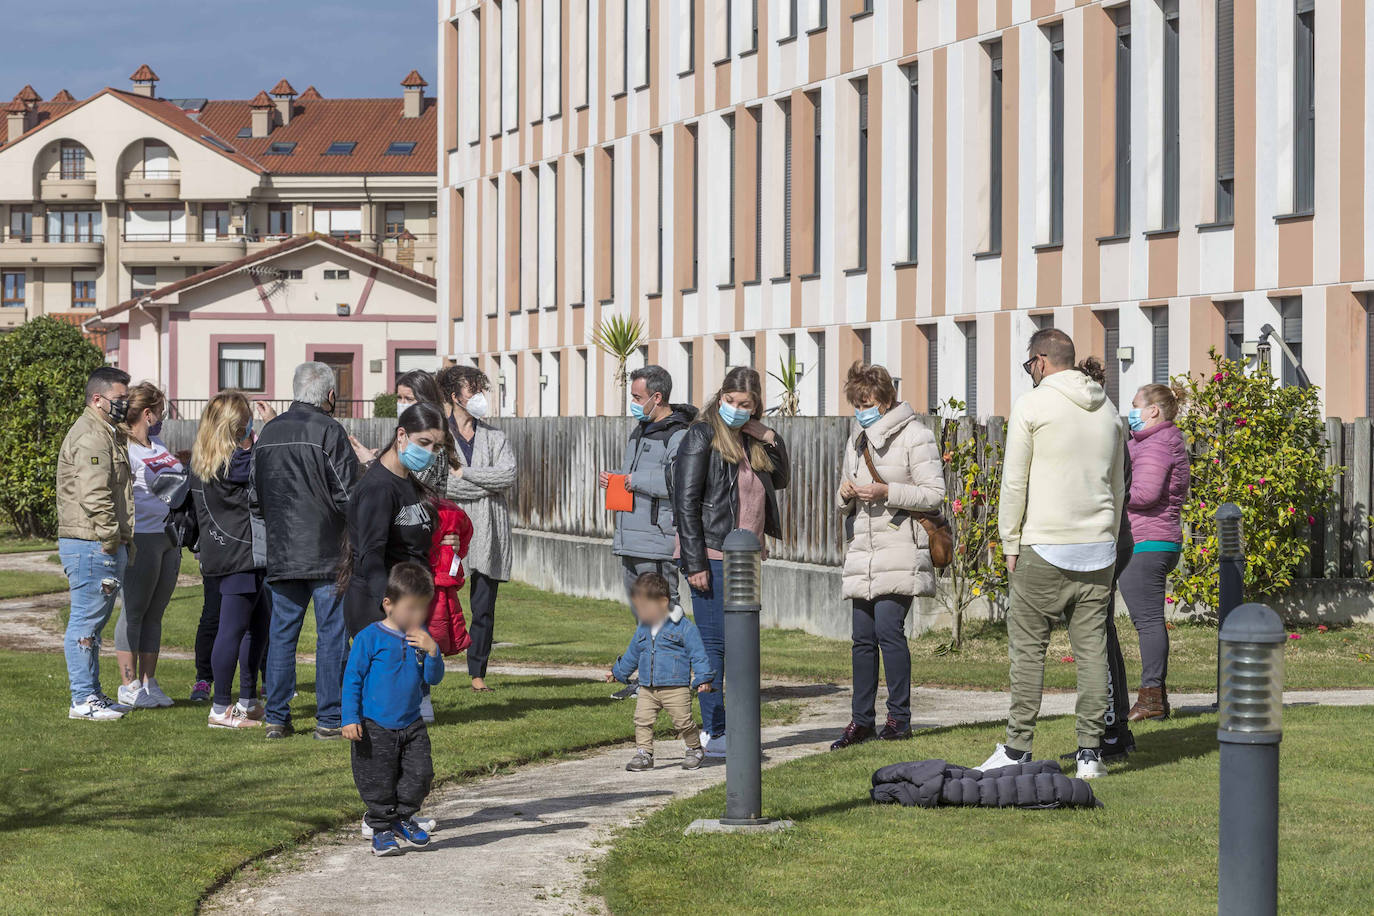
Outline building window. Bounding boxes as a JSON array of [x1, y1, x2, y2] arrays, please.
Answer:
[[725, 113, 736, 285], [323, 269, 351, 280], [72, 270, 96, 309], [324, 141, 357, 156], [218, 343, 267, 392], [653, 132, 664, 294], [385, 141, 417, 156], [689, 123, 700, 289], [384, 205, 407, 239], [59, 141, 87, 180], [394, 348, 439, 380], [131, 267, 156, 295], [313, 205, 362, 241], [623, 0, 631, 90], [749, 0, 759, 50], [782, 100, 792, 277], [963, 322, 978, 416], [1113, 9, 1131, 235], [48, 208, 101, 242], [267, 205, 292, 236], [141, 141, 172, 178], [1215, 0, 1235, 222], [723, 0, 733, 60], [607, 148, 616, 295], [988, 41, 1003, 254], [743, 335, 756, 368], [924, 325, 939, 413], [1151, 308, 1170, 384], [1279, 298, 1303, 387], [125, 205, 184, 242], [281, 269, 303, 280], [265, 141, 297, 156], [751, 106, 762, 282], [683, 340, 695, 405], [906, 65, 918, 262], [1101, 310, 1120, 408], [811, 90, 822, 273], [575, 153, 587, 303], [202, 204, 230, 240], [1224, 301, 1244, 363], [811, 330, 827, 414], [8, 206, 32, 242], [681, 0, 695, 73], [1046, 24, 1065, 245], [784, 0, 797, 40], [857, 327, 871, 365], [1293, 0, 1315, 214], [855, 79, 868, 272], [1162, 0, 1180, 230], [1, 271, 24, 308]]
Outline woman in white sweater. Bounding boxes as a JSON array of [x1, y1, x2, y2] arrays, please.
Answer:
[[829, 363, 945, 750]]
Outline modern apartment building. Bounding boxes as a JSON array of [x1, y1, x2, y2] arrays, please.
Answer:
[[436, 0, 1373, 419], [0, 66, 440, 409]]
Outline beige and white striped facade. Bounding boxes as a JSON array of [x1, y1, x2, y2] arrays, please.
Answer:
[[436, 0, 1374, 420]]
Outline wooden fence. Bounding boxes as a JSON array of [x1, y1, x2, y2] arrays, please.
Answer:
[[160, 414, 1367, 579]]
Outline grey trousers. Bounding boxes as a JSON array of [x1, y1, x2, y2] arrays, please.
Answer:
[[1118, 550, 1180, 689], [620, 557, 681, 620], [114, 531, 181, 654]]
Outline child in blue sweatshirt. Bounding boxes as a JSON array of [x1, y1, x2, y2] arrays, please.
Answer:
[[606, 573, 714, 772], [342, 562, 446, 857]]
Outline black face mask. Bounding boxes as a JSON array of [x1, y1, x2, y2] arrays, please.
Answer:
[[323, 393, 337, 416], [103, 396, 129, 424]]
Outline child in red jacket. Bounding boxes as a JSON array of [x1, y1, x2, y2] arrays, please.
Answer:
[[428, 500, 474, 656]]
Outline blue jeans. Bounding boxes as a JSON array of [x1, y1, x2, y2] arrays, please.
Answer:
[[689, 558, 726, 737], [59, 538, 128, 705], [266, 579, 346, 728]]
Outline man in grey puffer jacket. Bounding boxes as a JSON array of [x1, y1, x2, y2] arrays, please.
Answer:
[[600, 366, 697, 614]]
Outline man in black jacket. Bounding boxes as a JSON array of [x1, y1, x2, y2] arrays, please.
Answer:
[[253, 362, 362, 739]]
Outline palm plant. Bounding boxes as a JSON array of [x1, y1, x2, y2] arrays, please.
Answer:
[[768, 354, 806, 416], [590, 314, 646, 415]]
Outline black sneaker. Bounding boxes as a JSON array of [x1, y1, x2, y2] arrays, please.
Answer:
[[878, 717, 913, 741], [313, 725, 343, 741], [611, 682, 640, 701], [264, 722, 292, 739], [829, 722, 876, 751]]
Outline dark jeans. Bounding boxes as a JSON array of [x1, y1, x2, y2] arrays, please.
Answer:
[[266, 579, 346, 728], [194, 576, 221, 683], [352, 718, 434, 832], [688, 558, 726, 738], [1119, 550, 1180, 689], [210, 583, 270, 708], [467, 572, 500, 678], [851, 596, 913, 729]]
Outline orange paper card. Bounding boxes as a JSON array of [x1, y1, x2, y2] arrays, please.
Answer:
[[605, 474, 634, 512]]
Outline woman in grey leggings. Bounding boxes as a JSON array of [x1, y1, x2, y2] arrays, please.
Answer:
[[114, 383, 183, 709]]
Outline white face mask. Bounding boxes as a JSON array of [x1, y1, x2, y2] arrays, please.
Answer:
[[396, 399, 416, 412], [464, 392, 490, 419]]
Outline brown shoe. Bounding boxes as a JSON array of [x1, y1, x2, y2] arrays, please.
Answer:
[[829, 722, 876, 750], [1127, 686, 1169, 722]]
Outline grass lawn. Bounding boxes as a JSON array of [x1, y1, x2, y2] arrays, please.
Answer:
[[596, 706, 1374, 915], [0, 649, 794, 915], [0, 569, 69, 599], [0, 526, 54, 555]]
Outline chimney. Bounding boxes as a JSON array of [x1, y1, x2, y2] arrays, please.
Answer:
[[270, 79, 297, 126], [129, 64, 159, 98], [5, 98, 28, 142], [250, 90, 275, 138], [400, 70, 427, 119]]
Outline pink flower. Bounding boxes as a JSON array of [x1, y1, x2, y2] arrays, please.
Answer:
[[1307, 515, 1316, 525], [1317, 625, 1329, 633], [1258, 478, 1267, 485], [1214, 373, 1224, 382], [1165, 596, 1176, 605], [1289, 633, 1301, 641], [1235, 418, 1248, 427], [1287, 506, 1296, 515], [1247, 485, 1255, 492], [1213, 458, 1221, 464], [1201, 547, 1209, 554], [1200, 501, 1207, 509], [1224, 402, 1233, 409], [1060, 655, 1075, 663], [952, 498, 964, 515]]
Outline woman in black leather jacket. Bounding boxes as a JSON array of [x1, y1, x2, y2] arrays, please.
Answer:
[[672, 367, 789, 756]]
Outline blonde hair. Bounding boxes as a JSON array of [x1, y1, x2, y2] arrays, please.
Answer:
[[698, 367, 774, 472], [1136, 382, 1184, 421], [192, 392, 252, 480], [121, 382, 166, 433]]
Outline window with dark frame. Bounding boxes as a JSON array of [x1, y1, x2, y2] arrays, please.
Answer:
[[218, 343, 266, 393], [751, 106, 762, 282], [689, 123, 700, 289], [1151, 308, 1170, 384], [1224, 301, 1244, 363], [9, 206, 32, 242], [385, 141, 417, 156], [72, 271, 96, 309], [59, 142, 87, 179], [324, 269, 351, 280], [812, 330, 827, 414], [1293, 0, 1315, 214], [857, 327, 871, 365], [782, 100, 792, 276], [785, 0, 797, 39], [988, 41, 1003, 254], [855, 79, 868, 271], [653, 132, 664, 294], [1113, 8, 1132, 235], [906, 65, 919, 262], [684, 340, 695, 404], [963, 322, 978, 416], [1162, 0, 1180, 229], [724, 0, 733, 59], [811, 90, 822, 273], [1, 271, 24, 308], [1279, 298, 1303, 387], [576, 153, 587, 303], [324, 141, 357, 156], [1215, 0, 1235, 222], [131, 267, 156, 295], [202, 204, 230, 240], [1047, 24, 1065, 245], [725, 113, 736, 285], [750, 0, 759, 49], [265, 141, 296, 155], [384, 205, 407, 239], [1101, 310, 1120, 408], [267, 204, 293, 236], [686, 0, 695, 72], [623, 0, 630, 90], [607, 147, 616, 295], [925, 324, 939, 413]]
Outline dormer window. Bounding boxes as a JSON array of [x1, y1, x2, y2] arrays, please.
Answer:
[[385, 141, 417, 156], [266, 141, 297, 156], [236, 127, 252, 138], [325, 141, 357, 156]]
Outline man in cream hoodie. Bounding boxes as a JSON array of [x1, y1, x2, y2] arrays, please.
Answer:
[[982, 329, 1126, 780]]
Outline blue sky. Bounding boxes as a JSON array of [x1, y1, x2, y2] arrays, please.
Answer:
[[0, 1, 436, 101]]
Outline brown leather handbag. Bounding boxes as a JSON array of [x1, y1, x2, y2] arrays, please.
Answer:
[[856, 434, 954, 570]]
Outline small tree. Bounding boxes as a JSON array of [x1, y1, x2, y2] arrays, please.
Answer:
[[373, 392, 398, 418], [0, 317, 105, 537], [590, 314, 645, 415], [933, 399, 1008, 651], [1170, 350, 1338, 614], [767, 354, 805, 416]]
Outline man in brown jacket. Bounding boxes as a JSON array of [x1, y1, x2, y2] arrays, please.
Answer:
[[57, 366, 134, 721]]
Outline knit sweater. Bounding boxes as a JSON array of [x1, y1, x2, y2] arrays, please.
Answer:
[[998, 370, 1126, 556]]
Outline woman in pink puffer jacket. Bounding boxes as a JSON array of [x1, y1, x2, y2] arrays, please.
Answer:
[[1120, 383, 1190, 721]]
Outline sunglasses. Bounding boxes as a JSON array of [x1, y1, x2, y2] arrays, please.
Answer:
[[1022, 354, 1045, 376]]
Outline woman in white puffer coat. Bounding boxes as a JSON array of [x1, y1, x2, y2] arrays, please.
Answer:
[[829, 362, 945, 750]]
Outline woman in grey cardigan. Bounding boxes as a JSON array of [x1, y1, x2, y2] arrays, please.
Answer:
[[437, 364, 516, 690]]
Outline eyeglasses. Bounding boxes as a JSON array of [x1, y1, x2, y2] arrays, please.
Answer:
[[1022, 354, 1045, 376]]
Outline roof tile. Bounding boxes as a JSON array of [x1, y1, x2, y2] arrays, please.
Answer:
[[129, 64, 159, 81], [16, 84, 40, 102], [401, 70, 429, 87], [299, 86, 323, 100], [50, 89, 75, 102], [250, 90, 274, 108], [271, 79, 297, 96]]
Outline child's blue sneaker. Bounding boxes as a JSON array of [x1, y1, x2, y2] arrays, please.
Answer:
[[370, 830, 402, 856], [393, 818, 431, 847]]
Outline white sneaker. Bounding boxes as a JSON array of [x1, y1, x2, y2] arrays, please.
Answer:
[[70, 694, 125, 721], [361, 815, 436, 839], [702, 732, 728, 759], [118, 682, 159, 709], [208, 705, 262, 729], [420, 693, 435, 724], [237, 699, 265, 721], [144, 677, 175, 708], [1075, 748, 1107, 780], [978, 743, 1029, 771]]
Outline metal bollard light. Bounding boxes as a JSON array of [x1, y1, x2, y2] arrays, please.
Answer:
[[1215, 503, 1245, 699], [684, 529, 792, 835], [1217, 602, 1285, 916]]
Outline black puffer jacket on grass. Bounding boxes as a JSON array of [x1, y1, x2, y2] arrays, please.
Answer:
[[870, 759, 1101, 809]]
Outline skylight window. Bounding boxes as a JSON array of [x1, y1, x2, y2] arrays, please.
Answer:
[[385, 141, 417, 156], [201, 135, 235, 153], [266, 141, 297, 155], [236, 127, 252, 138], [324, 141, 357, 156]]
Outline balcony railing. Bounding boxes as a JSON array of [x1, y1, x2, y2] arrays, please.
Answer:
[[125, 168, 181, 180], [0, 228, 104, 243], [168, 397, 379, 421]]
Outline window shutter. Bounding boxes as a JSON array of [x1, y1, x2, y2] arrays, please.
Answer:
[[783, 105, 792, 276], [1102, 311, 1120, 408], [1114, 18, 1131, 235], [964, 323, 978, 417], [857, 82, 868, 270], [1152, 311, 1170, 384], [812, 94, 822, 273], [1162, 6, 1181, 229], [727, 115, 736, 285], [926, 326, 939, 413], [655, 134, 664, 293], [908, 69, 919, 262], [1215, 0, 1235, 181], [1294, 6, 1316, 213], [753, 109, 763, 282]]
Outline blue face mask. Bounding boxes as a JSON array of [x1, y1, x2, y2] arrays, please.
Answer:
[[1127, 408, 1145, 432], [855, 406, 882, 428], [718, 401, 751, 429], [629, 399, 654, 422], [400, 440, 437, 472], [147, 420, 163, 438]]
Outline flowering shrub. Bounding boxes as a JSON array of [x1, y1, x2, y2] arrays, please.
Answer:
[[934, 399, 1008, 650], [1170, 351, 1338, 615]]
